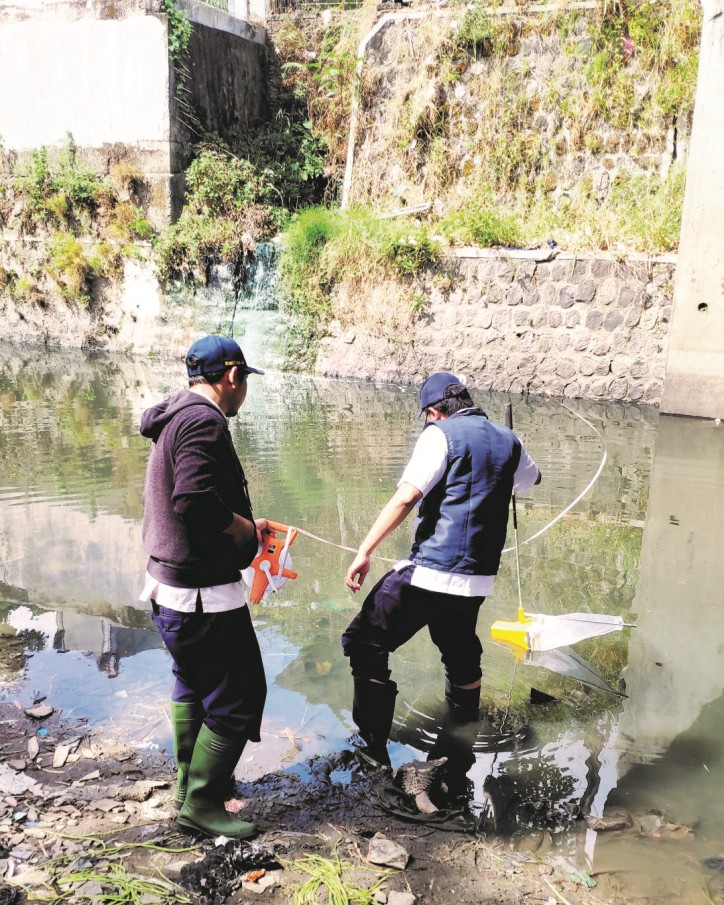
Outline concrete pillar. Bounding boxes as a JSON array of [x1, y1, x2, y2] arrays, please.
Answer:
[[661, 1, 724, 419]]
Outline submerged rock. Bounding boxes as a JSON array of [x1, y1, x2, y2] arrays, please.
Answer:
[[585, 809, 634, 832]]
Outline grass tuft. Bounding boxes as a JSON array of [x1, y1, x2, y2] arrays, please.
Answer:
[[284, 848, 391, 905]]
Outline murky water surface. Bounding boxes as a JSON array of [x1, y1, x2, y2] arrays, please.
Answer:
[[1, 344, 722, 902]]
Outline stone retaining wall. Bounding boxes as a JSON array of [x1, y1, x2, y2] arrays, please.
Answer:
[[316, 250, 676, 405]]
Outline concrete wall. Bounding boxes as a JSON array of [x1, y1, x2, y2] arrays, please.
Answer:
[[0, 16, 171, 150], [183, 20, 267, 142], [660, 0, 724, 419], [0, 4, 176, 223], [0, 0, 267, 225], [0, 236, 244, 356], [316, 250, 676, 405]]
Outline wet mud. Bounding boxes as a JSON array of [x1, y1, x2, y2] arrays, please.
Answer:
[[0, 700, 721, 905]]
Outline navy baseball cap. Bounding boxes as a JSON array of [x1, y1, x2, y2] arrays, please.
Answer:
[[418, 371, 464, 414], [185, 335, 264, 378]]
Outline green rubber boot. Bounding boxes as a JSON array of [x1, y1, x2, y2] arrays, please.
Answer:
[[170, 702, 204, 811], [177, 724, 256, 839]]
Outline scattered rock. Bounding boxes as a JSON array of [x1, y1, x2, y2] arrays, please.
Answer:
[[8, 846, 34, 861], [0, 764, 39, 796], [23, 705, 53, 720], [110, 812, 131, 824], [76, 880, 104, 898], [27, 738, 39, 761], [637, 814, 694, 840], [11, 866, 50, 888], [388, 893, 416, 905], [118, 780, 168, 802], [77, 770, 101, 783], [7, 761, 25, 772], [91, 799, 122, 812], [162, 859, 198, 880], [367, 833, 409, 870], [53, 745, 71, 768]]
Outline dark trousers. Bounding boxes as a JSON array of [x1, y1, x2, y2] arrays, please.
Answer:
[[342, 566, 484, 687], [151, 601, 266, 742]]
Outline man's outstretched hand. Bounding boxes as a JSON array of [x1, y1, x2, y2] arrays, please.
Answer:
[[346, 552, 371, 592]]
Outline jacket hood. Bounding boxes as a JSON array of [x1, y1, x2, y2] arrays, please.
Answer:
[[140, 390, 223, 442]]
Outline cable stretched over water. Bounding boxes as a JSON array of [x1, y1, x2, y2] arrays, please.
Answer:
[[291, 402, 607, 563], [501, 403, 607, 553], [293, 526, 398, 564]]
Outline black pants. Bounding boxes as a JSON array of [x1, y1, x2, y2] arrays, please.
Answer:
[[151, 601, 266, 741], [341, 566, 484, 687]]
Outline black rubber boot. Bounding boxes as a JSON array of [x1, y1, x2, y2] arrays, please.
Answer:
[[177, 725, 256, 839], [427, 681, 481, 801], [352, 678, 398, 768], [170, 701, 204, 810], [444, 679, 481, 724]]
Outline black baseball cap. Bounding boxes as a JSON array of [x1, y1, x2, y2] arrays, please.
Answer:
[[185, 335, 264, 379], [418, 371, 464, 415]]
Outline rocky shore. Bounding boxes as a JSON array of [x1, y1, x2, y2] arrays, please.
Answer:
[[0, 699, 635, 905]]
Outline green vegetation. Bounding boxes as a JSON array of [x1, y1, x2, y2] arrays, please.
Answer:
[[349, 0, 700, 254], [46, 232, 94, 305], [285, 849, 390, 905], [278, 17, 362, 177], [11, 142, 108, 233], [161, 0, 193, 62], [0, 135, 153, 307], [155, 147, 279, 282], [279, 205, 440, 361], [8, 830, 197, 904], [0, 0, 700, 354], [439, 199, 522, 247]]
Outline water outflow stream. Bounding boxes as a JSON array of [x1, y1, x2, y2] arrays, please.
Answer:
[[0, 346, 723, 903]]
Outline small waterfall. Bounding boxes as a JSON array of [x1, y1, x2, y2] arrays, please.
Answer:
[[234, 241, 281, 312], [166, 242, 285, 369], [229, 241, 284, 370]]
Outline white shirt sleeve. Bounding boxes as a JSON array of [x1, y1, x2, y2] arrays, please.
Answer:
[[398, 425, 448, 497], [513, 441, 540, 493]]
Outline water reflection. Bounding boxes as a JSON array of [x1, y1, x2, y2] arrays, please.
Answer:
[[0, 345, 722, 901]]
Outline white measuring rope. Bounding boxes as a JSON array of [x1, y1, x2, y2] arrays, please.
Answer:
[[277, 530, 293, 577], [287, 402, 608, 562], [292, 526, 397, 564], [260, 559, 278, 593], [501, 403, 607, 553]]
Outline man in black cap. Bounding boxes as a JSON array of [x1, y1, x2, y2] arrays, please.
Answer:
[[342, 372, 541, 773], [139, 334, 267, 838]]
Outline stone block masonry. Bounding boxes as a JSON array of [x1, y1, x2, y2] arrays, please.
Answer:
[[316, 250, 676, 406]]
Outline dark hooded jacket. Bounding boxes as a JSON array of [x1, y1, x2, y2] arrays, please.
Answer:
[[140, 390, 257, 588]]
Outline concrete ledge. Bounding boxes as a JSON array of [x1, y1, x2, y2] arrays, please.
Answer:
[[660, 372, 724, 419], [447, 248, 678, 265], [177, 0, 265, 44]]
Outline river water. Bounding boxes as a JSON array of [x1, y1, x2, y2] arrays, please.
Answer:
[[0, 342, 722, 902]]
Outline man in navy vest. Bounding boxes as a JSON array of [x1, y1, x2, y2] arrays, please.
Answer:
[[342, 372, 541, 770]]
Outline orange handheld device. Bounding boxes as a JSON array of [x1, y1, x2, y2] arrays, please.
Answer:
[[244, 520, 298, 604]]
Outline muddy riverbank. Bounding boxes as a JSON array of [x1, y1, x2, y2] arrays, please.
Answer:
[[0, 699, 641, 905]]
